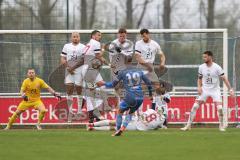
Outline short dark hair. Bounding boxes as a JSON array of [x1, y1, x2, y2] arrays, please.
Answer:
[[118, 28, 127, 34], [203, 51, 213, 57], [140, 28, 149, 35], [91, 30, 100, 38]]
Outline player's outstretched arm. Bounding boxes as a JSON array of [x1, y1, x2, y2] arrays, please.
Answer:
[[104, 71, 122, 88], [221, 75, 234, 97], [46, 86, 61, 100], [104, 80, 119, 88]]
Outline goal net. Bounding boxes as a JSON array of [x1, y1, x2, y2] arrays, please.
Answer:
[[0, 29, 238, 125]]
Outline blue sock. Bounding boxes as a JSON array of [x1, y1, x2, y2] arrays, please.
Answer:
[[116, 114, 123, 130], [123, 114, 132, 128]]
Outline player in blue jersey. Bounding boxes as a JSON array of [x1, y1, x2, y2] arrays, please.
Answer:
[[103, 56, 153, 136]]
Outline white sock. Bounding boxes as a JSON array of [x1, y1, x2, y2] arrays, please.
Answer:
[[93, 108, 102, 118], [66, 95, 73, 113], [93, 126, 111, 131], [94, 120, 110, 127], [152, 96, 156, 103], [187, 103, 200, 126], [217, 105, 224, 128], [77, 95, 83, 112]]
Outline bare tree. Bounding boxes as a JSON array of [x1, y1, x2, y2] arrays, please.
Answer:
[[80, 0, 98, 29], [81, 0, 87, 29], [136, 0, 151, 28], [162, 0, 171, 60], [89, 0, 97, 28], [207, 0, 215, 28], [0, 0, 3, 30], [126, 0, 133, 28], [163, 0, 171, 29], [15, 0, 58, 78]]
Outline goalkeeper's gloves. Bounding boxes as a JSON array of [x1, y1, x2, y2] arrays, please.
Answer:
[[22, 95, 28, 101], [115, 46, 122, 53], [54, 92, 62, 101]]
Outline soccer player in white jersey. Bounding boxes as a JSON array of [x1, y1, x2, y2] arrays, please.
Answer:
[[60, 32, 85, 121], [87, 108, 165, 131], [83, 30, 113, 123], [181, 51, 234, 132], [108, 28, 134, 105], [109, 28, 134, 80], [155, 84, 171, 129], [135, 28, 166, 112]]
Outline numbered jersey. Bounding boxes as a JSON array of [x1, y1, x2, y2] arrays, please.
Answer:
[[83, 39, 101, 66], [61, 42, 86, 72], [135, 39, 162, 63], [136, 109, 164, 131], [20, 77, 49, 102], [198, 62, 224, 90], [115, 67, 152, 100], [61, 43, 85, 61], [109, 39, 134, 74]]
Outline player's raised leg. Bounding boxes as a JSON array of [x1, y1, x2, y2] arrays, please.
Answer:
[[4, 109, 24, 130]]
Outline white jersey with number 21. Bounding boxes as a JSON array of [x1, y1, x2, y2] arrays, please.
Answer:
[[135, 39, 163, 64], [198, 62, 224, 91]]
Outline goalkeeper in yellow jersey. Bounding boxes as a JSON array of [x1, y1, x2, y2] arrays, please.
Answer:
[[4, 69, 61, 130]]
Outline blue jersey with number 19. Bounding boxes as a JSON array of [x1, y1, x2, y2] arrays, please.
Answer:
[[105, 67, 152, 105]]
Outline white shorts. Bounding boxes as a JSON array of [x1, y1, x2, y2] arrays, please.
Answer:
[[196, 89, 222, 102], [65, 66, 85, 86], [86, 96, 103, 111]]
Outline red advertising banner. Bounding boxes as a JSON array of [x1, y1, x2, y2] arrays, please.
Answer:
[[0, 96, 239, 124]]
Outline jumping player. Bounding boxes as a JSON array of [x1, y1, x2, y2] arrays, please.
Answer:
[[134, 28, 166, 113]]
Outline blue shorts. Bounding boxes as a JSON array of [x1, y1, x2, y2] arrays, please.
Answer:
[[119, 98, 143, 114]]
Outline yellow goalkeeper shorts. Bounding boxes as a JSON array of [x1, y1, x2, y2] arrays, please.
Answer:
[[17, 100, 44, 111]]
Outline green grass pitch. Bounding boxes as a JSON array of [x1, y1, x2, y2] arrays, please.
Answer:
[[0, 128, 240, 160]]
